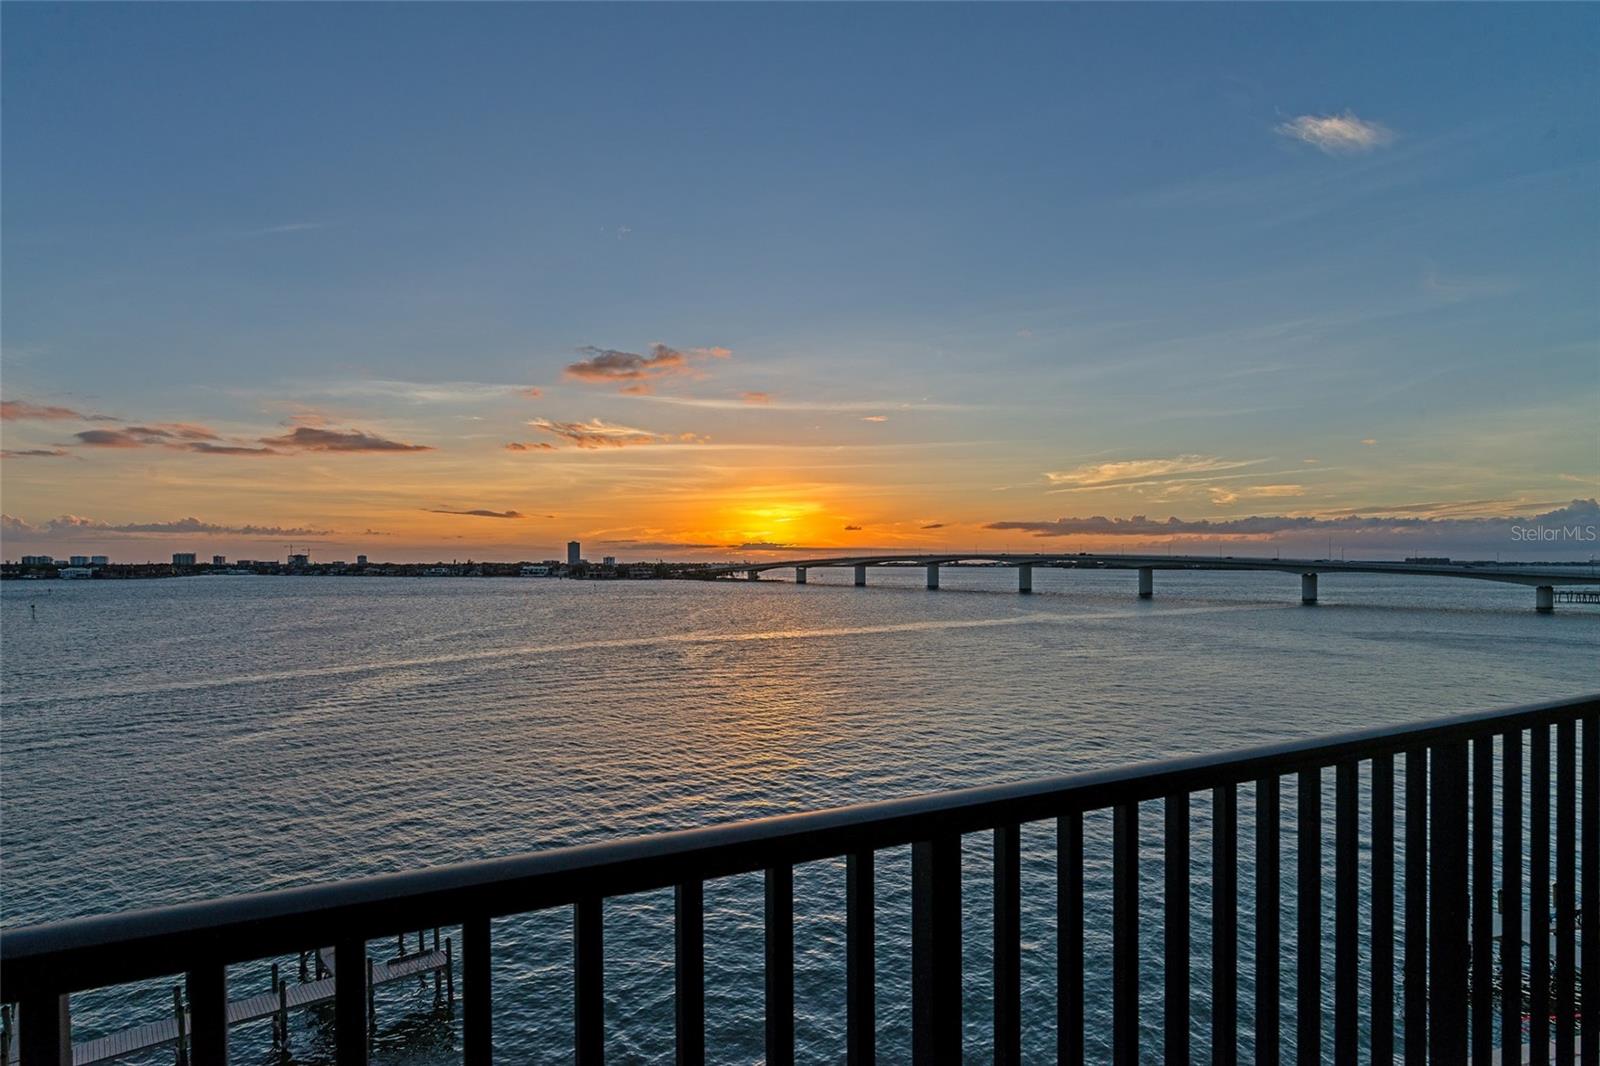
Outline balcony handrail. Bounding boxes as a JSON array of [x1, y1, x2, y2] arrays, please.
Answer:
[[3, 691, 1595, 997]]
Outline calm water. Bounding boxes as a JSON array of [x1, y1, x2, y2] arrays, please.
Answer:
[[2, 570, 1595, 1062]]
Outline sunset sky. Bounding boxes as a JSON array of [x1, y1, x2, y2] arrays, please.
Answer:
[[3, 4, 1596, 562]]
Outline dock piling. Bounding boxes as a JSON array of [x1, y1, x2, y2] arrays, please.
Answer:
[[1301, 573, 1318, 606], [1138, 567, 1153, 599], [172, 986, 187, 1066], [269, 963, 280, 1046], [445, 936, 455, 1011]]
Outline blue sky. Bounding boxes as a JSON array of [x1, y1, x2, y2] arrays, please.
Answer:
[[2, 4, 1596, 561]]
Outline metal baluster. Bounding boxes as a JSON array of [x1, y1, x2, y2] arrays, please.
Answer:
[[461, 919, 491, 1066], [1113, 802, 1139, 1066], [1471, 737, 1494, 1064], [1371, 753, 1395, 1064], [1296, 768, 1320, 1066], [1555, 719, 1576, 1061], [1531, 724, 1550, 1066], [847, 851, 875, 1066], [1212, 784, 1237, 1066], [574, 897, 603, 1065], [766, 865, 795, 1066], [1430, 742, 1469, 1062], [1058, 812, 1084, 1066], [1501, 731, 1524, 1063], [1404, 748, 1428, 1064], [1255, 777, 1280, 1066], [187, 964, 228, 1066], [675, 882, 704, 1066], [332, 939, 366, 1066], [1583, 714, 1599, 1066], [912, 833, 961, 1064], [994, 824, 1021, 1066], [17, 995, 69, 1066], [1165, 794, 1190, 1066], [1334, 760, 1357, 1064]]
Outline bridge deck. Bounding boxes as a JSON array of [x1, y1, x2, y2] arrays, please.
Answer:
[[704, 551, 1599, 587]]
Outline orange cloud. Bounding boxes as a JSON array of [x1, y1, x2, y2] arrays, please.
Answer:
[[740, 392, 772, 405], [529, 418, 661, 449], [74, 429, 149, 448], [1, 399, 115, 422], [505, 441, 557, 452], [260, 427, 432, 453], [426, 508, 526, 519], [564, 343, 730, 392]]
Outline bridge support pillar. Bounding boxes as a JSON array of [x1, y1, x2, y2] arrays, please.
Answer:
[[1536, 585, 1554, 613], [854, 565, 867, 587], [1018, 564, 1032, 594], [795, 567, 807, 585], [926, 564, 940, 590], [1137, 567, 1153, 599], [1301, 573, 1318, 605], [747, 570, 759, 581]]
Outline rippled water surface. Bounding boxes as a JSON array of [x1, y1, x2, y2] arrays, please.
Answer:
[[3, 570, 1595, 1062]]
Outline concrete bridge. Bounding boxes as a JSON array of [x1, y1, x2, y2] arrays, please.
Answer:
[[700, 553, 1600, 612]]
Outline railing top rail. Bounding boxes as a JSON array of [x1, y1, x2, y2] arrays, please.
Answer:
[[4, 692, 1596, 994]]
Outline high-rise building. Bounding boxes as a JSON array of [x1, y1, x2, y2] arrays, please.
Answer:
[[356, 555, 369, 566], [172, 553, 197, 567], [567, 541, 581, 566], [90, 556, 109, 566], [70, 556, 89, 566], [213, 555, 227, 566]]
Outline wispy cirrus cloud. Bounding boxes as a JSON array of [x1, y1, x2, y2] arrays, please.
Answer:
[[987, 499, 1600, 539], [426, 508, 526, 519], [564, 343, 731, 394], [504, 441, 557, 452], [1207, 484, 1305, 505], [2, 399, 117, 422], [237, 221, 327, 237], [528, 417, 694, 449], [1, 448, 71, 458], [1276, 111, 1395, 154], [1, 513, 331, 537], [1044, 455, 1264, 492], [740, 392, 772, 405]]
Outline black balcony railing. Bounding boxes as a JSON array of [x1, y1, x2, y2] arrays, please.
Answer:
[[2, 694, 1596, 1065]]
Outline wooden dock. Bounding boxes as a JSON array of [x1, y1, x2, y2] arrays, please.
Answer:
[[3, 937, 451, 1066]]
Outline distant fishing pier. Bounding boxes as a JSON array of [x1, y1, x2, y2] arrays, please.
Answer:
[[700, 552, 1600, 612]]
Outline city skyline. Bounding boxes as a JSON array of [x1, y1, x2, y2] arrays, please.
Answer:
[[3, 5, 1597, 561]]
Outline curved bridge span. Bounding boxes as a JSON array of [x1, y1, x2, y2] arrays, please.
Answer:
[[698, 553, 1599, 612]]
